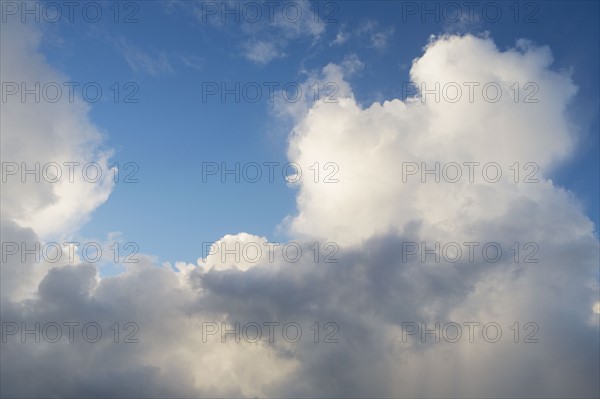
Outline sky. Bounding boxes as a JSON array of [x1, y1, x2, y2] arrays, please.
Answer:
[[1, 1, 599, 398]]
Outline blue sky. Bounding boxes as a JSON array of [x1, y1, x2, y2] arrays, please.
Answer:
[[22, 1, 600, 264]]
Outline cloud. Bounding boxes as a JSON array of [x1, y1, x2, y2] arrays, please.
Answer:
[[116, 36, 173, 76], [190, 0, 326, 65], [2, 28, 598, 399], [331, 28, 349, 46], [340, 54, 365, 75], [198, 233, 270, 271], [179, 54, 205, 71], [3, 226, 597, 397], [285, 34, 581, 246], [271, 54, 363, 121], [241, 40, 285, 65], [329, 21, 395, 49], [369, 27, 395, 50], [0, 20, 115, 240], [354, 20, 395, 50]]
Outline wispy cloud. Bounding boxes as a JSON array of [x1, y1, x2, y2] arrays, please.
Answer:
[[116, 37, 173, 76], [331, 20, 395, 50], [179, 54, 204, 71], [369, 27, 395, 50], [187, 0, 327, 65], [241, 40, 285, 64], [330, 25, 349, 46]]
